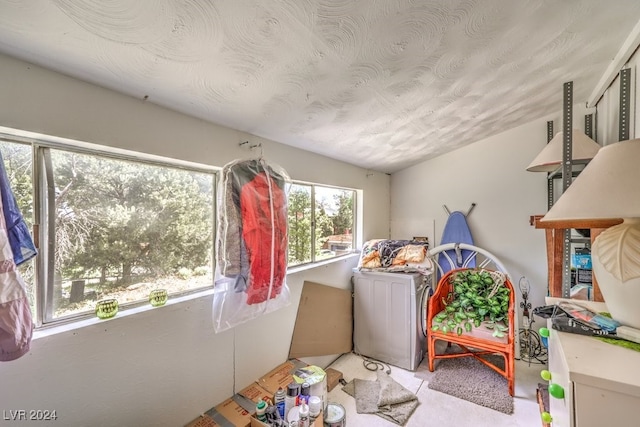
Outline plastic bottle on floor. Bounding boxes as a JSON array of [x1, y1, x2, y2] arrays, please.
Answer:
[[256, 400, 267, 422], [298, 402, 310, 427], [285, 382, 300, 419], [308, 395, 321, 422], [299, 382, 310, 404]]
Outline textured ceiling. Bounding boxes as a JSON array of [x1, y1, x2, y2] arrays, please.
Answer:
[[0, 1, 639, 173]]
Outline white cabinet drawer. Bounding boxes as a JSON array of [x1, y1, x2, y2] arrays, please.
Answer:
[[545, 298, 640, 427], [547, 322, 573, 427], [574, 384, 638, 426]]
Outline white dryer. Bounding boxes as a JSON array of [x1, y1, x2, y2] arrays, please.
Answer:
[[352, 270, 430, 371]]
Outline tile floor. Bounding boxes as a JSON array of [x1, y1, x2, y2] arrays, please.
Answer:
[[325, 352, 545, 427]]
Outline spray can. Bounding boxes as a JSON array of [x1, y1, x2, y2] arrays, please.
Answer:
[[285, 382, 300, 420], [274, 387, 286, 419], [298, 402, 310, 427]]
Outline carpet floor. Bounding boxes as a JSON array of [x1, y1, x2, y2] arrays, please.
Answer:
[[425, 352, 513, 414]]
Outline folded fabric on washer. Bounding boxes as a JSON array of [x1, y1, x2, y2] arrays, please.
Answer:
[[357, 239, 432, 275]]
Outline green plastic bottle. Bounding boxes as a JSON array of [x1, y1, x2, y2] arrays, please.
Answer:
[[256, 400, 267, 422]]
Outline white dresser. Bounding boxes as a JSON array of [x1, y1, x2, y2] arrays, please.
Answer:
[[545, 297, 640, 426]]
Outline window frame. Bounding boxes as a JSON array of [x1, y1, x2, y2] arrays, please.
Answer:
[[286, 180, 357, 267], [1, 131, 218, 328], [39, 143, 218, 327]]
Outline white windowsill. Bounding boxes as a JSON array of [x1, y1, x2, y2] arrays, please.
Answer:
[[286, 252, 360, 275], [32, 254, 361, 339], [32, 288, 217, 340]]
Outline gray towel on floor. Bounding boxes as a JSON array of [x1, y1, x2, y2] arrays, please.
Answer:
[[342, 371, 419, 425], [353, 378, 380, 413]]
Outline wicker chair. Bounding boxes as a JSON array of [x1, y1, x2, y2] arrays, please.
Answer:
[[426, 266, 516, 396]]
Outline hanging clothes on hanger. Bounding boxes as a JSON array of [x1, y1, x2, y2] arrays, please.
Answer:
[[216, 158, 287, 297], [0, 180, 33, 361], [0, 152, 36, 266], [213, 157, 291, 333]]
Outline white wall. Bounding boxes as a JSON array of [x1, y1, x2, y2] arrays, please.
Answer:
[[0, 53, 391, 427], [596, 52, 639, 144], [390, 103, 593, 316]]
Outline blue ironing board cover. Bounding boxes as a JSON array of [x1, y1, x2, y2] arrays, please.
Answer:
[[438, 211, 475, 276]]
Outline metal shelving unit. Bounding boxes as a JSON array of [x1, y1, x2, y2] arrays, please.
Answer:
[[547, 70, 631, 298], [544, 82, 582, 297]]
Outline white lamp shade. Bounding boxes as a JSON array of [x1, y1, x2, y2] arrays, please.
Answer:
[[541, 138, 640, 329], [592, 235, 640, 328], [591, 218, 640, 328], [541, 138, 640, 220], [526, 129, 601, 172]]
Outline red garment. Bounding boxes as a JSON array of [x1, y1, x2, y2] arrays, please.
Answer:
[[240, 171, 287, 304]]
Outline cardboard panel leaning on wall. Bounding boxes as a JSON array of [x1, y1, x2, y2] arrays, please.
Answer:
[[288, 281, 353, 359]]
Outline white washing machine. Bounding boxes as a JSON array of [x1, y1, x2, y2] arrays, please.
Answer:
[[352, 270, 430, 371]]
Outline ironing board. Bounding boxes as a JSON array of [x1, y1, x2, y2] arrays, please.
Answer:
[[437, 211, 475, 277]]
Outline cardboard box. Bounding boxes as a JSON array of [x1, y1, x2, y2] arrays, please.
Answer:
[[324, 367, 343, 392], [250, 413, 323, 427], [184, 414, 220, 427], [187, 359, 315, 427], [209, 394, 255, 427], [570, 283, 592, 301], [249, 417, 270, 427], [239, 382, 275, 404], [256, 360, 296, 395], [256, 359, 307, 395], [288, 281, 352, 358]]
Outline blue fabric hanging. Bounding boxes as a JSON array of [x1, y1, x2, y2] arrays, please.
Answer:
[[0, 151, 37, 266], [0, 151, 33, 361]]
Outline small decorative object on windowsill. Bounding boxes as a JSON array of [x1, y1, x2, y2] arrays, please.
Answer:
[[95, 298, 118, 319], [149, 289, 168, 307]]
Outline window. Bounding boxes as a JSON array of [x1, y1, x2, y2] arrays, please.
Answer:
[[287, 182, 355, 266], [1, 137, 215, 326], [40, 147, 215, 322], [1, 131, 357, 328]]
